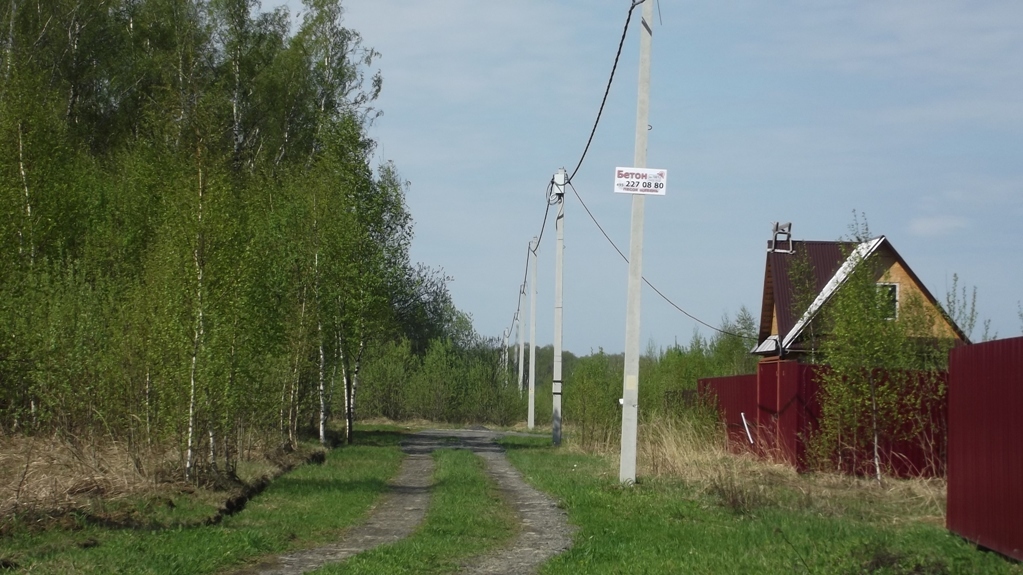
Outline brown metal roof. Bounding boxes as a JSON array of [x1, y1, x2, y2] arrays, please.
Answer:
[[756, 236, 971, 353], [758, 240, 851, 346]]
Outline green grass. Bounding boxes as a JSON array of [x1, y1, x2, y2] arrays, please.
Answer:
[[500, 436, 1023, 575], [1, 430, 405, 574], [10, 427, 1014, 574], [314, 448, 516, 575]]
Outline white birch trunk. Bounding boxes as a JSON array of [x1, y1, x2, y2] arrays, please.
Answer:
[[186, 148, 206, 482], [3, 0, 15, 87], [316, 250, 325, 446], [279, 376, 287, 440], [338, 341, 354, 445], [287, 291, 306, 450], [17, 122, 32, 262], [232, 55, 241, 159], [186, 319, 199, 480], [352, 338, 365, 424], [145, 368, 151, 446], [289, 364, 298, 449], [209, 429, 216, 469], [869, 372, 882, 484], [318, 318, 326, 446], [64, 14, 81, 123]]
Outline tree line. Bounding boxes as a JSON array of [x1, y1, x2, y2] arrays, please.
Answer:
[[0, 0, 464, 481]]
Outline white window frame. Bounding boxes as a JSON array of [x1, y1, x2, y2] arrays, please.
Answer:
[[877, 282, 899, 320]]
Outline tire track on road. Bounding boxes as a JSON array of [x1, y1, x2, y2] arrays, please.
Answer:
[[226, 445, 432, 575], [225, 429, 575, 575]]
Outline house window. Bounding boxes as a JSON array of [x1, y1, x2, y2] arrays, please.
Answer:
[[877, 283, 898, 320]]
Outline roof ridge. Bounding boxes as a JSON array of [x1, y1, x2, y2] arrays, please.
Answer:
[[779, 236, 886, 351]]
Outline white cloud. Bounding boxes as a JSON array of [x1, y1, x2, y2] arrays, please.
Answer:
[[908, 215, 970, 237]]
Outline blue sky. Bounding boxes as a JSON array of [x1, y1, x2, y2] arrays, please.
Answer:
[[278, 0, 1023, 354]]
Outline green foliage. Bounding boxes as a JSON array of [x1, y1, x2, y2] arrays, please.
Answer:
[[943, 273, 977, 341], [566, 350, 623, 448], [564, 309, 757, 449], [811, 218, 955, 478], [0, 0, 461, 478], [359, 336, 524, 426], [360, 310, 757, 444]]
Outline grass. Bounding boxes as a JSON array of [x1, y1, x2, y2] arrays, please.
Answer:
[[0, 430, 405, 574], [2, 428, 517, 574], [6, 418, 1019, 573], [501, 429, 1023, 574], [314, 447, 517, 575]]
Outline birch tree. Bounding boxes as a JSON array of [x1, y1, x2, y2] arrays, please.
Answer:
[[813, 217, 953, 481]]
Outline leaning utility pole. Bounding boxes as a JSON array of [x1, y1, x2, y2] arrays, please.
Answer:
[[528, 237, 538, 429], [620, 0, 654, 484], [552, 168, 566, 446]]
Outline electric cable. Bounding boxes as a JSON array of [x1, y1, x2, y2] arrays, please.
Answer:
[[532, 179, 556, 254], [506, 1, 754, 344], [568, 0, 644, 183], [567, 182, 756, 341], [505, 0, 638, 339], [508, 178, 557, 340]]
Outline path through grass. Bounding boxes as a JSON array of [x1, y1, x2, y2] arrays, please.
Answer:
[[313, 447, 517, 575]]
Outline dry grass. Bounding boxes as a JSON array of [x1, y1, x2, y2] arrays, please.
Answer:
[[0, 433, 158, 519], [624, 416, 947, 525], [0, 431, 319, 537]]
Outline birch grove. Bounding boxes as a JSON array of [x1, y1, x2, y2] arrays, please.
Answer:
[[0, 0, 453, 482]]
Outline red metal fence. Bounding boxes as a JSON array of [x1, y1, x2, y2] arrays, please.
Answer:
[[695, 373, 757, 449], [699, 361, 947, 477], [947, 336, 1023, 562]]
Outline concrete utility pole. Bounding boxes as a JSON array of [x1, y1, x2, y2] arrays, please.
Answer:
[[503, 328, 510, 387], [528, 237, 538, 429], [620, 0, 654, 484], [552, 168, 566, 446], [517, 295, 525, 393]]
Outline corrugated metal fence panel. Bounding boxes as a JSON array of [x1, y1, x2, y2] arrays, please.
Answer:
[[884, 370, 948, 478], [753, 361, 825, 468], [703, 363, 945, 477], [698, 374, 757, 450], [755, 361, 803, 465], [795, 363, 824, 471], [948, 336, 1023, 562]]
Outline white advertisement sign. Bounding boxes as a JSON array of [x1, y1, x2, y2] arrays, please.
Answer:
[[614, 167, 667, 195]]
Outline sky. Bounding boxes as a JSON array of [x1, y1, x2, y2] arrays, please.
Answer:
[[275, 0, 1023, 355]]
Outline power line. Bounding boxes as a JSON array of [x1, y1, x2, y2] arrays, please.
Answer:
[[508, 179, 557, 339], [568, 0, 644, 183], [531, 179, 557, 254], [505, 0, 640, 339], [567, 182, 755, 341], [505, 2, 754, 345]]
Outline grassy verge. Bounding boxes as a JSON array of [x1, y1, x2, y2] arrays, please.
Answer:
[[502, 434, 1022, 574], [1, 430, 405, 574], [315, 448, 516, 575]]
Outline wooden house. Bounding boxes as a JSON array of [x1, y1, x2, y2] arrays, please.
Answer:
[[751, 224, 968, 361]]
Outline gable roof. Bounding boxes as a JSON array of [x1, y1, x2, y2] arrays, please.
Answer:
[[753, 235, 969, 356]]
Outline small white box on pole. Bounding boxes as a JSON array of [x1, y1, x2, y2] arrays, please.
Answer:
[[614, 167, 667, 195]]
